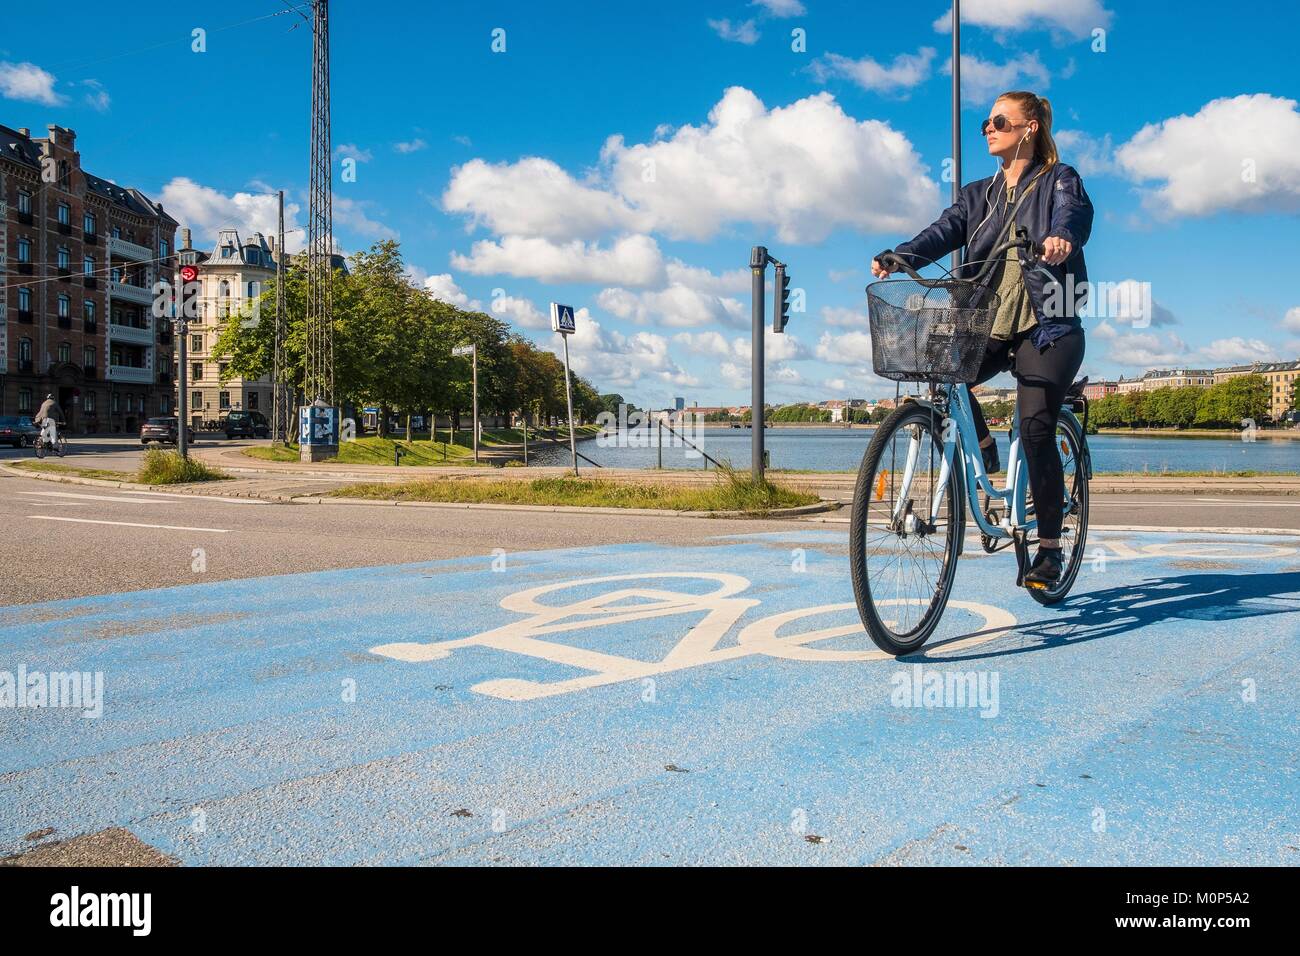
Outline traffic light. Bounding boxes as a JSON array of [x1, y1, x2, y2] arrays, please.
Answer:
[[178, 263, 200, 321], [773, 265, 791, 333]]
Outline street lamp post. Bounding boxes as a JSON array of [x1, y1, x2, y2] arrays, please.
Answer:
[[453, 343, 478, 464]]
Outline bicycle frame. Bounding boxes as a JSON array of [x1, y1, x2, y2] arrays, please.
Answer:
[[887, 384, 1082, 542]]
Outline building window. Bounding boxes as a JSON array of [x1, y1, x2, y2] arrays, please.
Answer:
[[111, 392, 120, 414], [219, 391, 231, 410], [160, 395, 171, 414], [160, 239, 169, 257], [191, 391, 202, 409], [218, 362, 229, 379], [221, 245, 233, 258], [17, 190, 31, 215], [219, 280, 230, 297], [18, 288, 31, 311], [84, 300, 95, 322], [58, 295, 71, 318], [58, 342, 71, 364], [84, 346, 96, 368], [248, 391, 259, 410], [17, 237, 31, 262], [190, 334, 202, 352], [85, 392, 96, 414], [18, 389, 32, 413], [191, 363, 203, 380], [84, 255, 95, 275], [57, 202, 71, 225], [84, 212, 96, 235], [58, 246, 71, 270], [19, 339, 32, 363], [112, 226, 121, 239], [247, 281, 259, 298]]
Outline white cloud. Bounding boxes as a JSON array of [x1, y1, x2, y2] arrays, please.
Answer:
[[821, 305, 869, 328], [1282, 307, 1300, 332], [664, 261, 750, 294], [815, 330, 875, 365], [1114, 94, 1300, 218], [602, 86, 939, 243], [672, 329, 807, 361], [596, 283, 746, 328], [487, 292, 548, 330], [159, 177, 305, 251], [82, 79, 110, 112], [752, 0, 806, 15], [450, 234, 666, 287], [560, 311, 696, 388], [394, 138, 427, 154], [423, 273, 481, 311], [774, 364, 803, 384], [1054, 129, 1116, 177], [1092, 321, 1188, 368], [709, 19, 760, 45], [932, 0, 1112, 38], [942, 53, 1050, 105], [332, 195, 395, 239], [809, 48, 936, 95], [0, 61, 63, 106], [444, 87, 939, 246], [443, 156, 642, 240], [719, 362, 749, 389], [335, 143, 373, 163], [1198, 337, 1279, 365], [1086, 278, 1177, 327], [823, 377, 848, 392]]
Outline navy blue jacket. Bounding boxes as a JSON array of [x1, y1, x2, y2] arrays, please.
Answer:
[[888, 157, 1094, 350]]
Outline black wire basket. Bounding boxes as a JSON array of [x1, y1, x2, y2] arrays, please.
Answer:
[[866, 278, 1001, 383]]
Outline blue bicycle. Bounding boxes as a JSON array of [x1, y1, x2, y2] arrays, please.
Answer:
[[850, 233, 1092, 655]]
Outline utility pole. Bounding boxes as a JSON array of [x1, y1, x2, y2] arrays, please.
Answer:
[[301, 0, 337, 461], [272, 189, 289, 446], [750, 246, 767, 482], [951, 0, 963, 274]]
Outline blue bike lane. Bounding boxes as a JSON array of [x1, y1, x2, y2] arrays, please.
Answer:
[[1, 528, 1297, 865]]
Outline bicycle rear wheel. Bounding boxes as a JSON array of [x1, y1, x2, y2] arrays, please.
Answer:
[[34, 439, 46, 460], [1026, 413, 1089, 605], [850, 403, 963, 655]]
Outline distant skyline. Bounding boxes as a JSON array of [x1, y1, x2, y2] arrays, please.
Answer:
[[5, 0, 1299, 408]]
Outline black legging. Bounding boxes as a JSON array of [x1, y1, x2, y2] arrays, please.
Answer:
[[968, 326, 1085, 541]]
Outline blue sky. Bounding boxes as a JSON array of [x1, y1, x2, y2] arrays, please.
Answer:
[[4, 0, 1299, 408]]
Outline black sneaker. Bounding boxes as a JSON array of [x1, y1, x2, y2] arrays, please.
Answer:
[[1024, 547, 1064, 590], [980, 440, 1000, 475]]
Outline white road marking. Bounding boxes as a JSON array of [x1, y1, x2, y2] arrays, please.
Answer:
[[27, 516, 231, 533], [19, 491, 176, 504], [1192, 498, 1300, 507], [114, 490, 268, 505]]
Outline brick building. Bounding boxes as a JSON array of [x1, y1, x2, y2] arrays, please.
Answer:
[[1082, 380, 1118, 401], [1, 124, 176, 433]]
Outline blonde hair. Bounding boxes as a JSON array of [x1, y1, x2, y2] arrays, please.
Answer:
[[996, 90, 1058, 168]]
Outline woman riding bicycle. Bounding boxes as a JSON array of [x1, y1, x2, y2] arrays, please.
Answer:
[[871, 90, 1093, 589]]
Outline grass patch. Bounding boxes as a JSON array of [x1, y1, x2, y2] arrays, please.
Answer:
[[136, 449, 228, 484], [9, 460, 132, 481], [334, 436, 477, 466], [329, 467, 819, 514], [243, 444, 301, 462]]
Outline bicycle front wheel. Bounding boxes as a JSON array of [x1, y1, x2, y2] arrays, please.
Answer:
[[1026, 413, 1089, 605], [34, 439, 46, 460], [850, 403, 963, 655]]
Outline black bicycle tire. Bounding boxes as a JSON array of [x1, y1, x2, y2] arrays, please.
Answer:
[[1027, 413, 1089, 606], [850, 403, 963, 655]]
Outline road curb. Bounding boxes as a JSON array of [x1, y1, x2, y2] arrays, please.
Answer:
[[298, 495, 840, 519]]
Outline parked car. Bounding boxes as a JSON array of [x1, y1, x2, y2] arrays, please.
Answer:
[[224, 410, 270, 440], [0, 415, 40, 448], [140, 417, 194, 445]]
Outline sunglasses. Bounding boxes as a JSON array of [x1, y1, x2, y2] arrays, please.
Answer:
[[980, 114, 1030, 136]]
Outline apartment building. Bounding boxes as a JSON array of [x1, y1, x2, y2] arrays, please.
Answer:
[[1, 124, 176, 433], [1082, 380, 1118, 401], [1214, 360, 1300, 420], [174, 226, 277, 429]]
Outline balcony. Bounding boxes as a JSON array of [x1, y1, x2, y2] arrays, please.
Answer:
[[109, 279, 153, 306], [58, 222, 72, 236], [107, 364, 153, 384], [108, 235, 153, 262], [57, 316, 72, 329], [17, 310, 33, 324], [109, 321, 154, 345]]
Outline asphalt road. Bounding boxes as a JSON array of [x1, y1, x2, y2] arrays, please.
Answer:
[[1, 494, 1296, 865]]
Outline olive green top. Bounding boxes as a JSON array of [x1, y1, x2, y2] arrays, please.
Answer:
[[988, 182, 1039, 342]]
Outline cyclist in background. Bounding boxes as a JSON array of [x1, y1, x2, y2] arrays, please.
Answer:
[[35, 393, 64, 446], [871, 90, 1093, 588]]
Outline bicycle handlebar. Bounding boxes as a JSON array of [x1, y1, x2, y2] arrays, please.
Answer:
[[877, 228, 1044, 287]]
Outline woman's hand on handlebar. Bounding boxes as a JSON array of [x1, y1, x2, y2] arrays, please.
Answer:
[[870, 257, 893, 280], [1041, 235, 1072, 266]]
